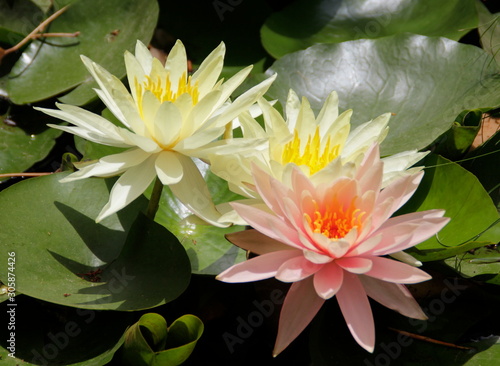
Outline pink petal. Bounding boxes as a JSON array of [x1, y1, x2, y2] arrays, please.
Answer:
[[231, 202, 304, 250], [216, 250, 301, 283], [276, 256, 323, 282], [364, 257, 431, 284], [225, 229, 292, 255], [372, 172, 424, 227], [371, 213, 449, 255], [313, 262, 344, 299], [273, 278, 325, 356], [360, 276, 427, 320], [251, 163, 290, 218], [336, 272, 375, 353], [336, 257, 373, 274]]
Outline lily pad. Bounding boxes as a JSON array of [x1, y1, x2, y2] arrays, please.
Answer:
[[444, 246, 500, 285], [150, 161, 247, 276], [0, 111, 62, 182], [261, 0, 478, 59], [266, 34, 500, 156], [4, 0, 158, 105], [398, 154, 499, 261], [0, 172, 191, 310], [0, 0, 44, 46]]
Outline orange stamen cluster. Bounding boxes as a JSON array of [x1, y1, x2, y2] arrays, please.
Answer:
[[305, 198, 365, 239]]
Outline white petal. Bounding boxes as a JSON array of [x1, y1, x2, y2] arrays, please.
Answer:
[[153, 101, 182, 148], [168, 155, 228, 227], [60, 148, 151, 182], [155, 151, 184, 185], [96, 155, 157, 222]]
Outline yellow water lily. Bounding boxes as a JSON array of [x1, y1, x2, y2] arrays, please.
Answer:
[[211, 89, 427, 207], [37, 40, 275, 224]]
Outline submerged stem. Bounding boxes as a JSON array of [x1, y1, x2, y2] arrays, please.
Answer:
[[146, 177, 163, 220]]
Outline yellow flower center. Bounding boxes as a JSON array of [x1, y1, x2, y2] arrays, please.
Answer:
[[135, 72, 199, 114], [281, 127, 341, 175], [305, 198, 365, 239]]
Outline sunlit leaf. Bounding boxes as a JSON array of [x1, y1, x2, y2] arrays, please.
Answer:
[[261, 0, 478, 59], [266, 34, 500, 155]]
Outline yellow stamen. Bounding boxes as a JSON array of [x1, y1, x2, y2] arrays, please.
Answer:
[[281, 127, 341, 174], [304, 198, 365, 239], [134, 72, 199, 118]]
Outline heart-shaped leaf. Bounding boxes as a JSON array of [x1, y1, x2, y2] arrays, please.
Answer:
[[120, 313, 203, 366], [266, 34, 500, 155]]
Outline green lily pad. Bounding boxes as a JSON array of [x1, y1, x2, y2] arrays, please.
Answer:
[[150, 162, 247, 276], [261, 0, 478, 59], [4, 0, 158, 106], [398, 154, 499, 261], [266, 34, 500, 156], [0, 112, 62, 182], [0, 0, 44, 46], [120, 313, 203, 366], [444, 246, 500, 285], [0, 172, 191, 310]]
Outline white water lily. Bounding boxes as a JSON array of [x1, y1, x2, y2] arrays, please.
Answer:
[[37, 40, 276, 224]]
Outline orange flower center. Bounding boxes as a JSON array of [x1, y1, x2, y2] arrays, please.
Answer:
[[281, 127, 341, 175], [305, 198, 365, 239]]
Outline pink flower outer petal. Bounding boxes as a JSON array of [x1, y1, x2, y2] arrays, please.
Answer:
[[313, 262, 344, 299], [273, 277, 325, 357], [216, 250, 301, 283], [372, 172, 424, 228], [364, 256, 431, 284], [276, 256, 324, 282], [336, 272, 375, 353], [360, 276, 427, 320], [371, 215, 450, 256]]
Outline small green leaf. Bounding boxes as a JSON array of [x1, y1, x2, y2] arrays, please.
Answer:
[[120, 313, 203, 366], [433, 109, 483, 160]]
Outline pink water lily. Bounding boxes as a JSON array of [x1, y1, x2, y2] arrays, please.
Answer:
[[217, 144, 449, 356]]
